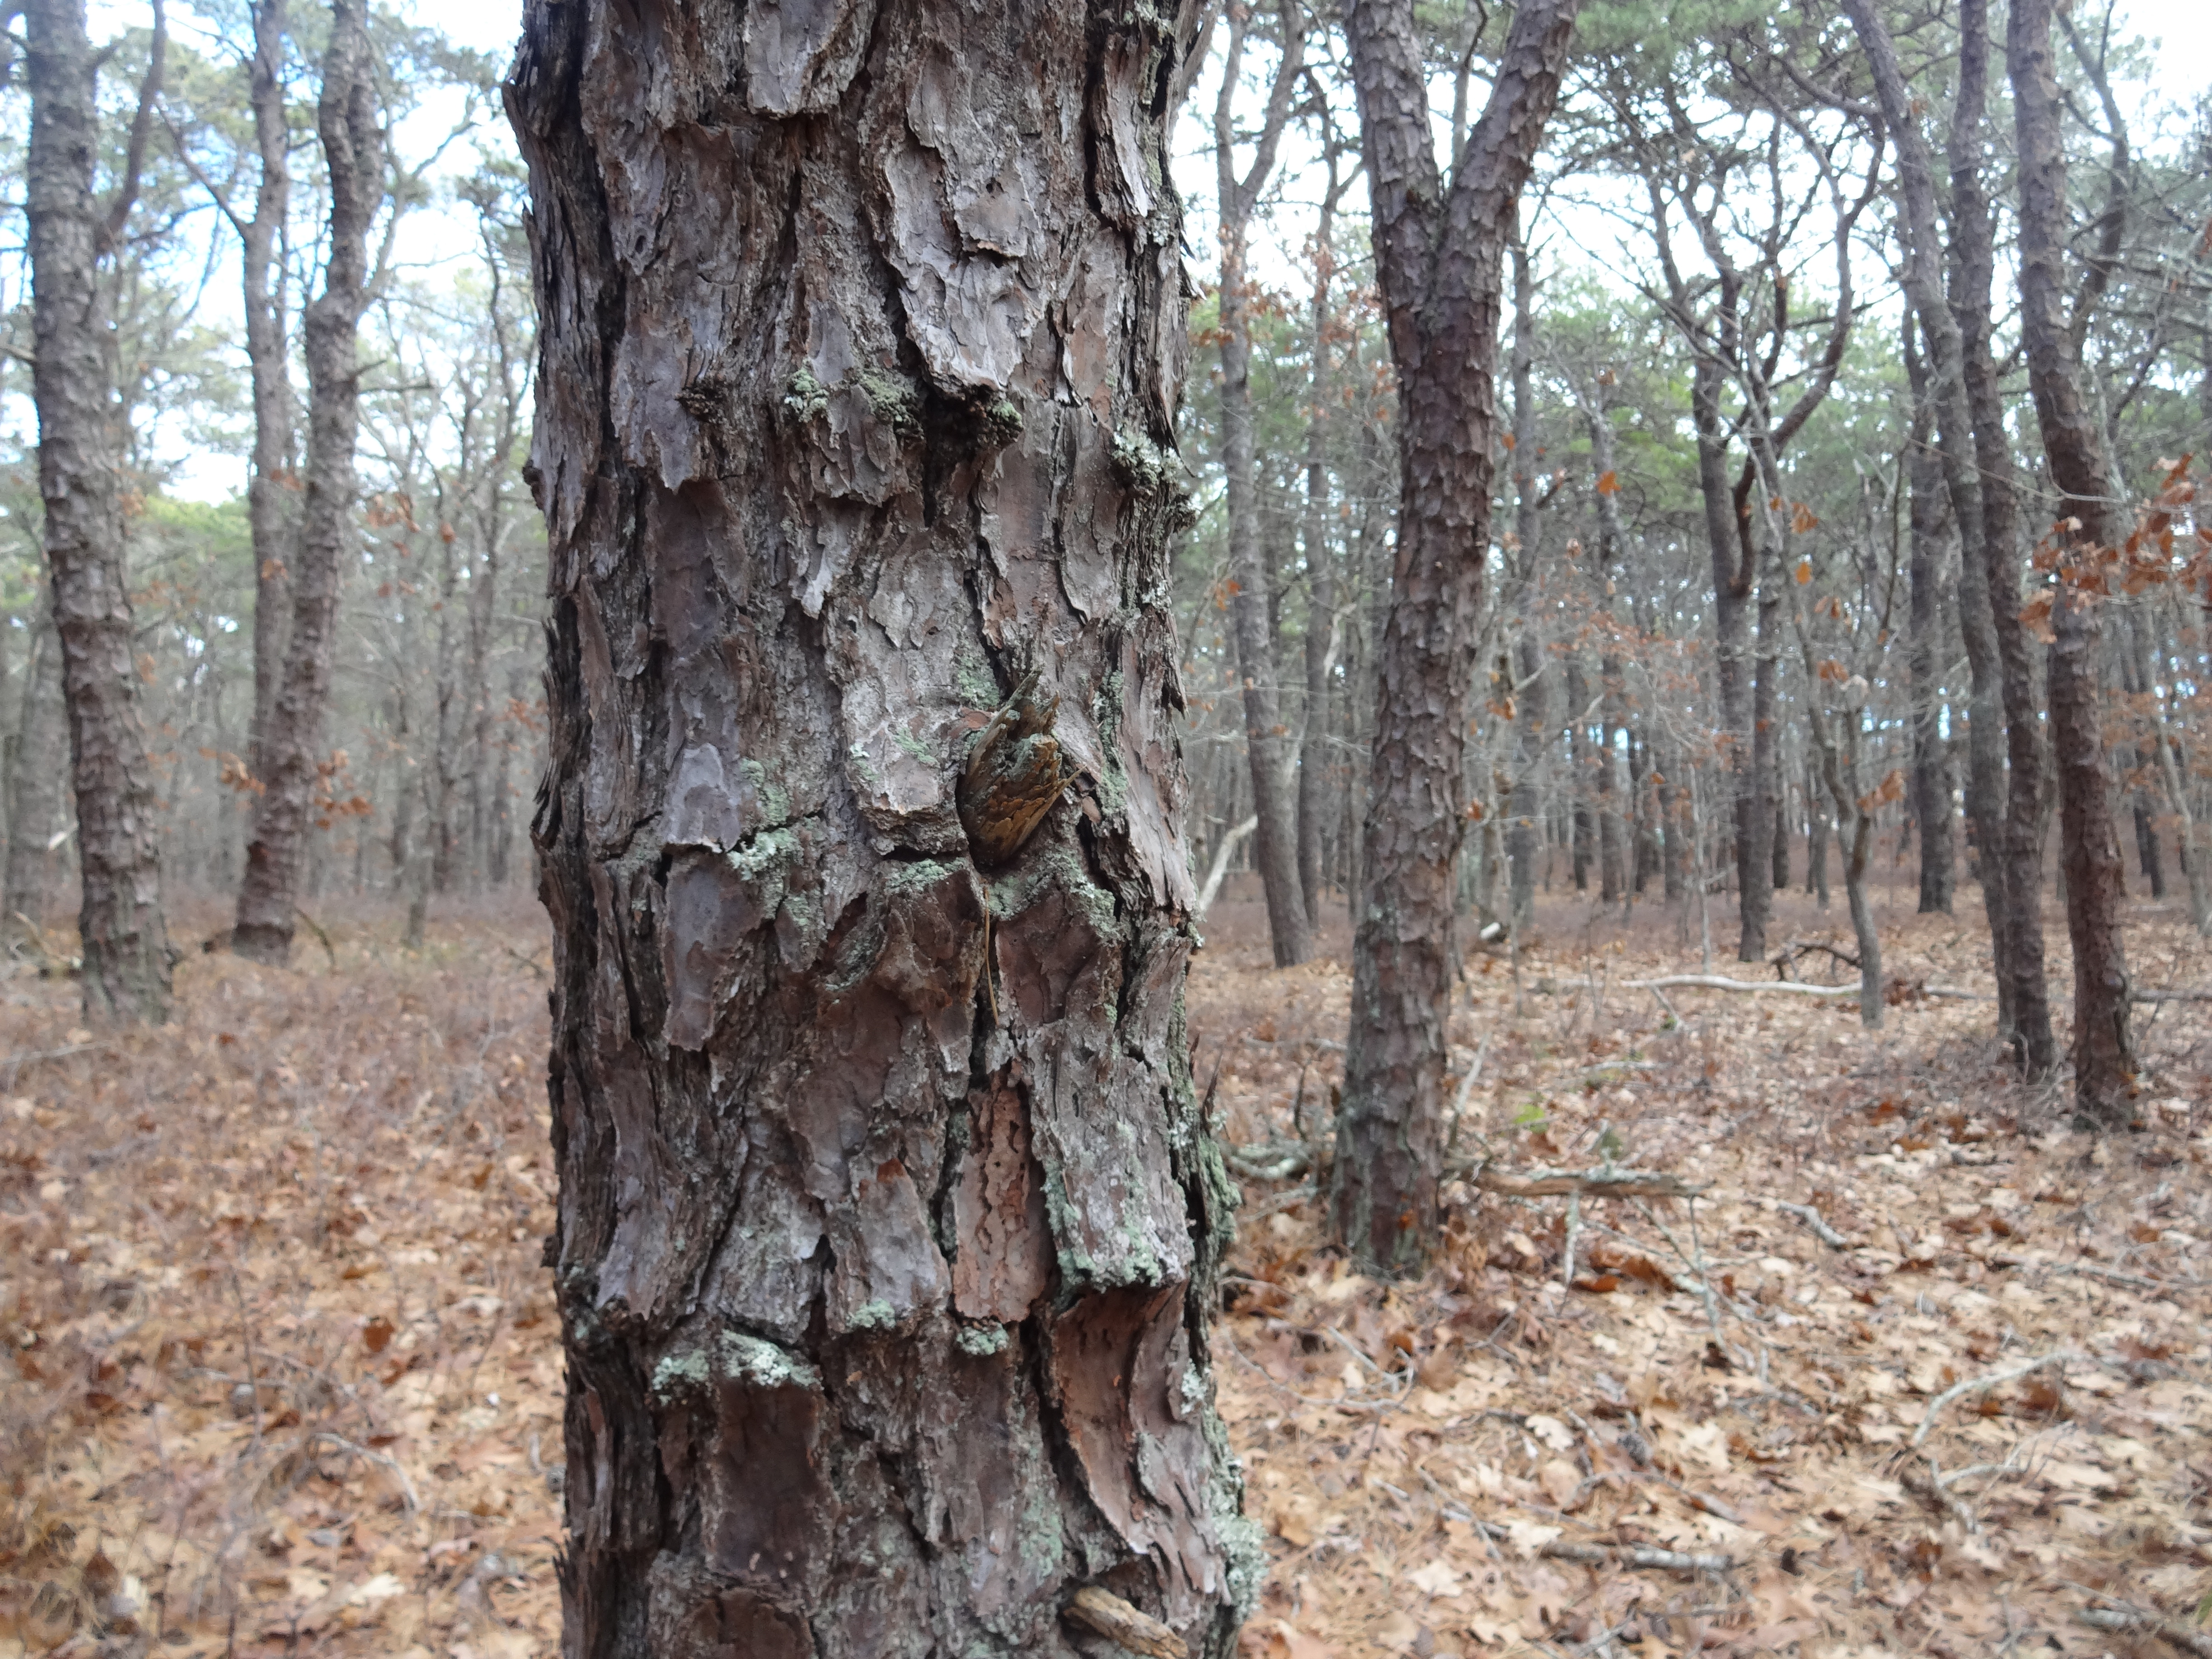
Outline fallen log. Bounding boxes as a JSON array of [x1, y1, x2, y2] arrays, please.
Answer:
[[1624, 975, 1858, 999]]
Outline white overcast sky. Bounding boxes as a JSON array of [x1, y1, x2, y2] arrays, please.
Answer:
[[57, 0, 2211, 503]]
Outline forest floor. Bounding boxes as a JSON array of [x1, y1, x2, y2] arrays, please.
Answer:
[[1, 875, 2209, 1659]]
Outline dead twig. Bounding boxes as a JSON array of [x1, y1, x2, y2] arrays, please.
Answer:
[[1772, 1200, 1850, 1249], [2075, 1602, 2212, 1659], [1912, 1353, 2081, 1450], [1063, 1585, 1185, 1658], [1624, 974, 1858, 999], [1473, 1164, 1707, 1200]]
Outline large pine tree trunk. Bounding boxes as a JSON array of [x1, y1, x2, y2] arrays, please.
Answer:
[[24, 0, 173, 1024], [1333, 0, 1581, 1275], [2008, 0, 2136, 1125], [508, 2, 1254, 1652], [233, 0, 375, 963]]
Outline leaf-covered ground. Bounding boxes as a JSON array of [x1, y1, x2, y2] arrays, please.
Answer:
[[2, 882, 2207, 1658]]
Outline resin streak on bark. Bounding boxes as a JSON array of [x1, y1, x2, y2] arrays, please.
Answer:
[[508, 1, 1251, 1653]]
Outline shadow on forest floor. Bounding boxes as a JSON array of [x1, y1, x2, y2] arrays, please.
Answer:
[[2, 881, 2209, 1656]]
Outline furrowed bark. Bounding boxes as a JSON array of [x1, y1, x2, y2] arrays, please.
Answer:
[[233, 0, 376, 964], [24, 0, 174, 1024], [2008, 0, 2137, 1125], [508, 1, 1253, 1652], [1334, 0, 1582, 1276]]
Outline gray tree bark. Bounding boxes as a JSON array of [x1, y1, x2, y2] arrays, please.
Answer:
[[1846, 0, 2055, 1068], [24, 0, 174, 1024], [2008, 0, 2137, 1125], [3, 607, 68, 932], [242, 0, 295, 780], [1333, 0, 1581, 1275], [1903, 331, 1955, 915], [1215, 0, 1311, 967], [509, 0, 1254, 1652], [234, 0, 376, 963]]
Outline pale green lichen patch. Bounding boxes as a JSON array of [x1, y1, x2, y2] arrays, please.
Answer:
[[727, 824, 800, 886], [954, 642, 1000, 709], [892, 724, 936, 767], [738, 757, 792, 828], [845, 1299, 898, 1332], [652, 1329, 820, 1401], [954, 1322, 1009, 1357], [855, 365, 922, 432], [784, 366, 830, 424]]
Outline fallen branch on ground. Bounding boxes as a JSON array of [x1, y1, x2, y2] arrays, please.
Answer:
[[1772, 1200, 1850, 1249], [1625, 975, 1859, 999], [2076, 1603, 2212, 1659], [1912, 1353, 2081, 1449], [1474, 1163, 1707, 1200], [1464, 1516, 1733, 1573], [1223, 1140, 1314, 1183]]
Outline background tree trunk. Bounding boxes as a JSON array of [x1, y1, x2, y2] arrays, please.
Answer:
[[1333, 0, 1581, 1275], [234, 0, 376, 963], [1216, 3, 1311, 967], [1948, 0, 2054, 1067], [2009, 0, 2137, 1124], [24, 0, 173, 1024], [1847, 0, 2054, 1067], [4, 607, 68, 933], [510, 0, 1254, 1651], [243, 0, 294, 782], [1903, 342, 1955, 915]]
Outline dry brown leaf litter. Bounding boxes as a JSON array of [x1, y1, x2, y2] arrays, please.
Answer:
[[0, 884, 2206, 1659]]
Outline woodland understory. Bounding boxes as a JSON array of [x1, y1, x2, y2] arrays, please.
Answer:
[[1, 881, 2205, 1659]]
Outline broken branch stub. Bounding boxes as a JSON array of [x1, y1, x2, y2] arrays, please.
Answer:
[[1063, 1586, 1187, 1658]]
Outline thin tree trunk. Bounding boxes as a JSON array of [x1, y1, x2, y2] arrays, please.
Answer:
[[2009, 0, 2136, 1125], [3, 608, 68, 931], [1507, 230, 1550, 925], [511, 0, 1252, 1650], [234, 0, 375, 964], [1904, 338, 1955, 914], [1333, 0, 1581, 1276], [1949, 0, 2054, 1065], [1847, 0, 2054, 1068], [1216, 2, 1310, 967], [1296, 159, 1347, 928], [24, 0, 174, 1024], [1806, 759, 1830, 909], [243, 0, 294, 782]]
